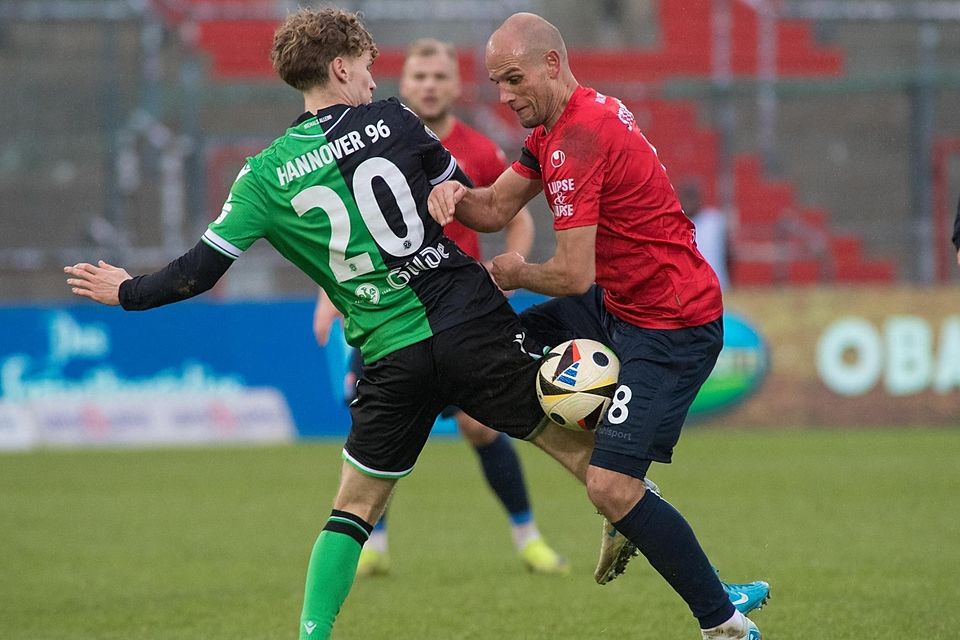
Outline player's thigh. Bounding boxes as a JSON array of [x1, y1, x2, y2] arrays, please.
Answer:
[[454, 411, 500, 446], [435, 304, 543, 440], [344, 340, 445, 478], [519, 285, 608, 352], [656, 318, 723, 435], [590, 318, 723, 479], [333, 461, 398, 524]]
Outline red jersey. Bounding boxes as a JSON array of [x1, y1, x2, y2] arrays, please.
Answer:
[[440, 119, 508, 260], [511, 86, 722, 329]]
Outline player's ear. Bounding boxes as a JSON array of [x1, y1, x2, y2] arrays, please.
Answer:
[[544, 50, 561, 79], [330, 57, 349, 84]]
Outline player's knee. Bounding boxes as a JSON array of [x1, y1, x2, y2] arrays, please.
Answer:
[[456, 413, 499, 446], [333, 467, 397, 524], [585, 467, 647, 521]]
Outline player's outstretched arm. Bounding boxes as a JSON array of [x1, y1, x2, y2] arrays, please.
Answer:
[[64, 260, 131, 306], [64, 240, 233, 310], [429, 167, 541, 232]]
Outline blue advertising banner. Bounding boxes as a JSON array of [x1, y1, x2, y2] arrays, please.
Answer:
[[0, 293, 766, 449], [0, 300, 334, 446]]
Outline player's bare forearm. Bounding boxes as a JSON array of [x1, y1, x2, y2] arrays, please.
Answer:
[[428, 168, 541, 232], [491, 253, 592, 296], [429, 182, 508, 232], [458, 185, 516, 231], [504, 207, 535, 258], [313, 287, 342, 346], [493, 225, 596, 295]]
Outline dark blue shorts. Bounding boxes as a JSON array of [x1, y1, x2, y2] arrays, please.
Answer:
[[520, 286, 723, 479]]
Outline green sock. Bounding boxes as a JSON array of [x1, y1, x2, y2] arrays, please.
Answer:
[[299, 511, 371, 640]]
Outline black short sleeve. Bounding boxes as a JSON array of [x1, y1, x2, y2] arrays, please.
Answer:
[[391, 99, 458, 185]]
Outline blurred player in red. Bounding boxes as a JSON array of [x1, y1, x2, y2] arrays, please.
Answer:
[[313, 38, 567, 578], [953, 194, 959, 266], [429, 13, 767, 640]]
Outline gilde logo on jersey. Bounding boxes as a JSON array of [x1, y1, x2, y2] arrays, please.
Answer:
[[550, 149, 566, 168], [386, 242, 452, 290]]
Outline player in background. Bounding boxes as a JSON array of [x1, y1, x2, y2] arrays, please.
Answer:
[[312, 37, 568, 578], [65, 9, 606, 639], [953, 194, 959, 266], [678, 180, 730, 290], [429, 13, 767, 640]]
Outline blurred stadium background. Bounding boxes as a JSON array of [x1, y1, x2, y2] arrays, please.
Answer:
[[2, 0, 960, 436], [2, 1, 960, 638], [3, 0, 960, 296]]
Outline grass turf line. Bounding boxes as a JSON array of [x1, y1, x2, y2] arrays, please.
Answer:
[[1, 428, 958, 639]]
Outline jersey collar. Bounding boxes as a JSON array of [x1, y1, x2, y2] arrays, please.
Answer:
[[292, 111, 318, 127], [546, 85, 591, 133], [291, 104, 353, 129]]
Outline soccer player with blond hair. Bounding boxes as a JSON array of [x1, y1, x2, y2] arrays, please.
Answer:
[[313, 36, 567, 578]]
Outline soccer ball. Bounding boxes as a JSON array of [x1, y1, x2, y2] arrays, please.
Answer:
[[536, 339, 620, 431]]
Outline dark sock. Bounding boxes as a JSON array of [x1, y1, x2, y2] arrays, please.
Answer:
[[613, 490, 734, 629], [474, 432, 531, 519]]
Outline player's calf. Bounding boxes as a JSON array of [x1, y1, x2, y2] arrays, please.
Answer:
[[593, 477, 659, 584]]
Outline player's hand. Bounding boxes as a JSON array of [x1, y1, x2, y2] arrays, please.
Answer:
[[491, 252, 526, 291], [427, 180, 466, 226], [483, 260, 514, 296], [313, 294, 342, 346], [63, 260, 131, 306]]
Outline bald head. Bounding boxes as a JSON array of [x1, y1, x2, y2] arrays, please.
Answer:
[[487, 12, 567, 65], [485, 12, 577, 130]]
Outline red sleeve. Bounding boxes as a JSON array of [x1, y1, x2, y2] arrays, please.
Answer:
[[511, 131, 541, 180], [511, 159, 538, 181]]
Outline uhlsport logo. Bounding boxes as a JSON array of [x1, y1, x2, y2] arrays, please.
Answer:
[[689, 311, 768, 419], [551, 149, 566, 168]]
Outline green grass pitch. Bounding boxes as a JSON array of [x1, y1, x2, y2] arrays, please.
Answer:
[[2, 428, 958, 639]]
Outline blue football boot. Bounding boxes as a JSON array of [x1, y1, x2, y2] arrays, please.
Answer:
[[718, 570, 770, 615]]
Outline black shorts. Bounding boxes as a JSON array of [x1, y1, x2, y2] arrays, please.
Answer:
[[343, 303, 544, 477], [346, 346, 461, 420], [521, 286, 723, 479]]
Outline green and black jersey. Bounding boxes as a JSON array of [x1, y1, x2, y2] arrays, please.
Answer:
[[202, 99, 505, 363]]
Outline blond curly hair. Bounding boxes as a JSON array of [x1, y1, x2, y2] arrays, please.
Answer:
[[271, 8, 379, 91]]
